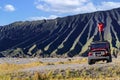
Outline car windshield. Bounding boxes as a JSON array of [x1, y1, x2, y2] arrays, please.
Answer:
[[91, 43, 108, 49]]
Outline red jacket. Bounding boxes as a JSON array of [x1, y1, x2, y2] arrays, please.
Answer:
[[98, 23, 104, 32]]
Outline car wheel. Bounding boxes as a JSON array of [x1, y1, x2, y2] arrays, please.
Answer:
[[88, 59, 94, 65], [107, 55, 112, 63]]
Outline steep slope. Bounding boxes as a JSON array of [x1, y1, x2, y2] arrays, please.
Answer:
[[0, 8, 120, 57]]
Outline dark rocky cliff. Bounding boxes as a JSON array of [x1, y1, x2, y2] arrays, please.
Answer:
[[0, 8, 120, 57]]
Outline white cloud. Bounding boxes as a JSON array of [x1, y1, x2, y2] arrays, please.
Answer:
[[73, 2, 96, 13], [97, 2, 120, 11], [4, 4, 15, 12], [35, 0, 93, 13], [35, 0, 120, 14], [28, 15, 58, 21], [49, 15, 58, 19]]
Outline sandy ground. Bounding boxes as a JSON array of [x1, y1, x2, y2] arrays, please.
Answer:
[[0, 56, 119, 73]]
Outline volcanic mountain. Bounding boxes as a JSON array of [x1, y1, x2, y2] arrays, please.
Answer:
[[0, 8, 120, 57]]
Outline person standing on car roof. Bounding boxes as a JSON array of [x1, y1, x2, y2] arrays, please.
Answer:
[[98, 22, 104, 41]]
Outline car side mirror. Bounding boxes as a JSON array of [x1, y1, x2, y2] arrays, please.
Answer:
[[88, 46, 91, 50]]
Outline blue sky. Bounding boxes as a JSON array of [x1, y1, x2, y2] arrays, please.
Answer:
[[0, 0, 120, 26]]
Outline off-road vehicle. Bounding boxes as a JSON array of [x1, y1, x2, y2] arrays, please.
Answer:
[[88, 41, 112, 65]]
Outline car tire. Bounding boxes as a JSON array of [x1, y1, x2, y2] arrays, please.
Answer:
[[88, 59, 94, 65], [107, 54, 112, 63]]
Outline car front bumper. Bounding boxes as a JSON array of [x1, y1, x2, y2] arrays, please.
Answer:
[[88, 56, 110, 60]]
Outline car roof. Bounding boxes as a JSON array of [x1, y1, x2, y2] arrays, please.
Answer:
[[91, 41, 110, 45]]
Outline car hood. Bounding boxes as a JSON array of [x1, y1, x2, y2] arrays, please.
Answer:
[[91, 48, 106, 51]]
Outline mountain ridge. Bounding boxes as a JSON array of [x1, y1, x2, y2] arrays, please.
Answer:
[[0, 8, 120, 57]]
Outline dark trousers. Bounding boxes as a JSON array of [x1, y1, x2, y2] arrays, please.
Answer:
[[99, 31, 104, 41]]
